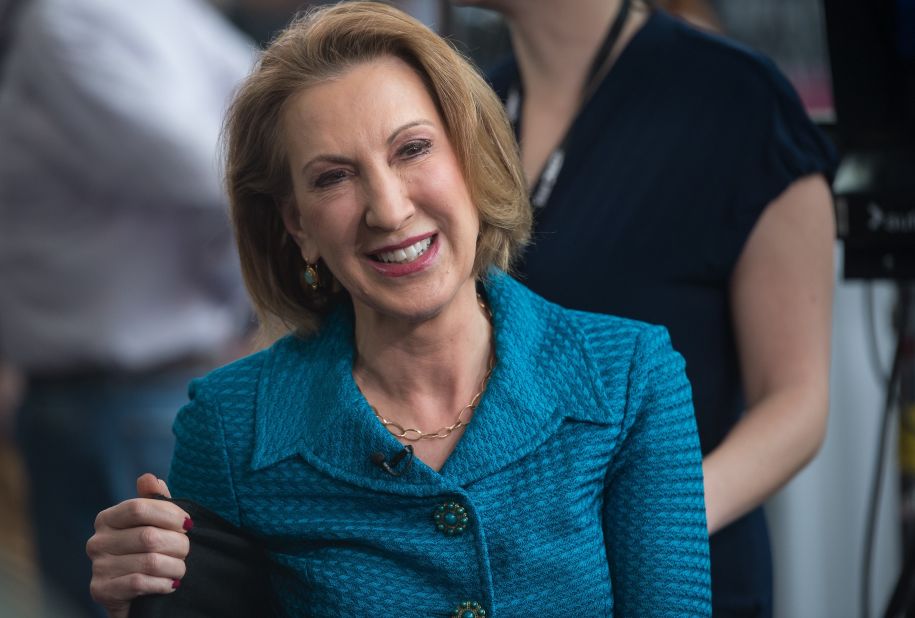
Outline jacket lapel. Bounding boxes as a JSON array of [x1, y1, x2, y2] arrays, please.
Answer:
[[249, 272, 612, 492], [439, 272, 608, 484]]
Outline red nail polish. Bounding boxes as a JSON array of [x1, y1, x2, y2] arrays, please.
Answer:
[[172, 579, 181, 589], [183, 517, 194, 531]]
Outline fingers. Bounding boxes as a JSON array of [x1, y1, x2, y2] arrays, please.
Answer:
[[87, 519, 189, 615], [136, 473, 171, 499], [88, 499, 192, 563], [87, 489, 192, 615], [95, 498, 190, 534], [92, 549, 187, 582], [89, 572, 180, 615], [87, 525, 190, 561]]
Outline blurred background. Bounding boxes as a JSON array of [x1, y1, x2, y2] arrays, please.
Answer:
[[0, 0, 911, 616]]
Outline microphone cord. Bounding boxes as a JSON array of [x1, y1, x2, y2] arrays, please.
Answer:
[[862, 286, 910, 618]]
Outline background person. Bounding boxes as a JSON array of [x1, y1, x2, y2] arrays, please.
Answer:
[[462, 0, 837, 614], [0, 0, 255, 614]]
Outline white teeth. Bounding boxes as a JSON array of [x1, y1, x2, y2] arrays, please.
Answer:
[[375, 237, 432, 264]]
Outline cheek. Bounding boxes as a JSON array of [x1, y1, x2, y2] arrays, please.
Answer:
[[413, 157, 475, 211], [301, 196, 363, 255], [291, 184, 332, 229], [442, 167, 480, 233]]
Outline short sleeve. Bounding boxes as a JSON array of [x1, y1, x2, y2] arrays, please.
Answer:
[[721, 56, 838, 269], [168, 378, 242, 527], [602, 325, 711, 616], [755, 59, 837, 187]]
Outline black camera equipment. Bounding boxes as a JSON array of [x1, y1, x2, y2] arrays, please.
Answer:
[[825, 0, 915, 280], [823, 1, 915, 616]]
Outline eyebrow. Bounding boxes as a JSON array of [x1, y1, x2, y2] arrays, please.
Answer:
[[300, 119, 435, 175], [386, 119, 434, 145]]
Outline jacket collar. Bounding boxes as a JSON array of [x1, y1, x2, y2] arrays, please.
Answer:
[[250, 271, 606, 492]]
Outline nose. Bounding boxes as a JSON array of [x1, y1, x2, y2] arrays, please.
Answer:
[[363, 166, 414, 231]]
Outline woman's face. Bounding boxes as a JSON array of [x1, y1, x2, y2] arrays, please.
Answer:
[[281, 56, 481, 325]]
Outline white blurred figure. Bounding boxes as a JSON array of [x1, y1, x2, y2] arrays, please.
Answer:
[[0, 0, 255, 615]]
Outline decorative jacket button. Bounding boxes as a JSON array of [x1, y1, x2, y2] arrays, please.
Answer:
[[451, 600, 486, 617], [433, 501, 469, 536]]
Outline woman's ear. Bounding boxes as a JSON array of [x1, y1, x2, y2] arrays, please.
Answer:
[[278, 198, 319, 262]]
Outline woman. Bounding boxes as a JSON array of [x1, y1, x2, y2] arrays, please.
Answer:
[[86, 3, 710, 617], [462, 0, 836, 614]]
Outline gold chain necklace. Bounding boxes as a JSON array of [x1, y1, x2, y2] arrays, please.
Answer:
[[370, 296, 494, 441]]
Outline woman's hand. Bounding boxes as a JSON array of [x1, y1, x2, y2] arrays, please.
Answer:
[[86, 473, 192, 618]]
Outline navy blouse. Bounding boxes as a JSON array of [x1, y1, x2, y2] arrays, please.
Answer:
[[488, 9, 836, 616]]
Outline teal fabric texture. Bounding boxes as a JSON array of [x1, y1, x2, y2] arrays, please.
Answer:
[[168, 272, 711, 616]]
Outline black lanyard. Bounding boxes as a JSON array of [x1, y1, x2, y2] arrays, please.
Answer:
[[507, 0, 632, 209]]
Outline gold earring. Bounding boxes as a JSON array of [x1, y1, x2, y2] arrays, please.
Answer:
[[302, 261, 320, 290]]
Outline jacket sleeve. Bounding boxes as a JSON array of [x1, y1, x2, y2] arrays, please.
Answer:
[[602, 325, 711, 616], [168, 378, 243, 528]]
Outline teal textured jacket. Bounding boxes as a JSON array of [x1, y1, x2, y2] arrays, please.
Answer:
[[168, 272, 711, 616]]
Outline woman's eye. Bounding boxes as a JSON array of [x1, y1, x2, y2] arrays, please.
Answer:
[[398, 139, 432, 159], [314, 169, 348, 188]]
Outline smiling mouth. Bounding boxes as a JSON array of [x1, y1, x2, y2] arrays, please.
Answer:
[[370, 236, 434, 264]]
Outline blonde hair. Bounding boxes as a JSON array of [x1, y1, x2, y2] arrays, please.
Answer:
[[225, 1, 530, 336]]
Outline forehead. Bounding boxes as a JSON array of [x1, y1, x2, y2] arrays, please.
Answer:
[[282, 56, 442, 152]]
